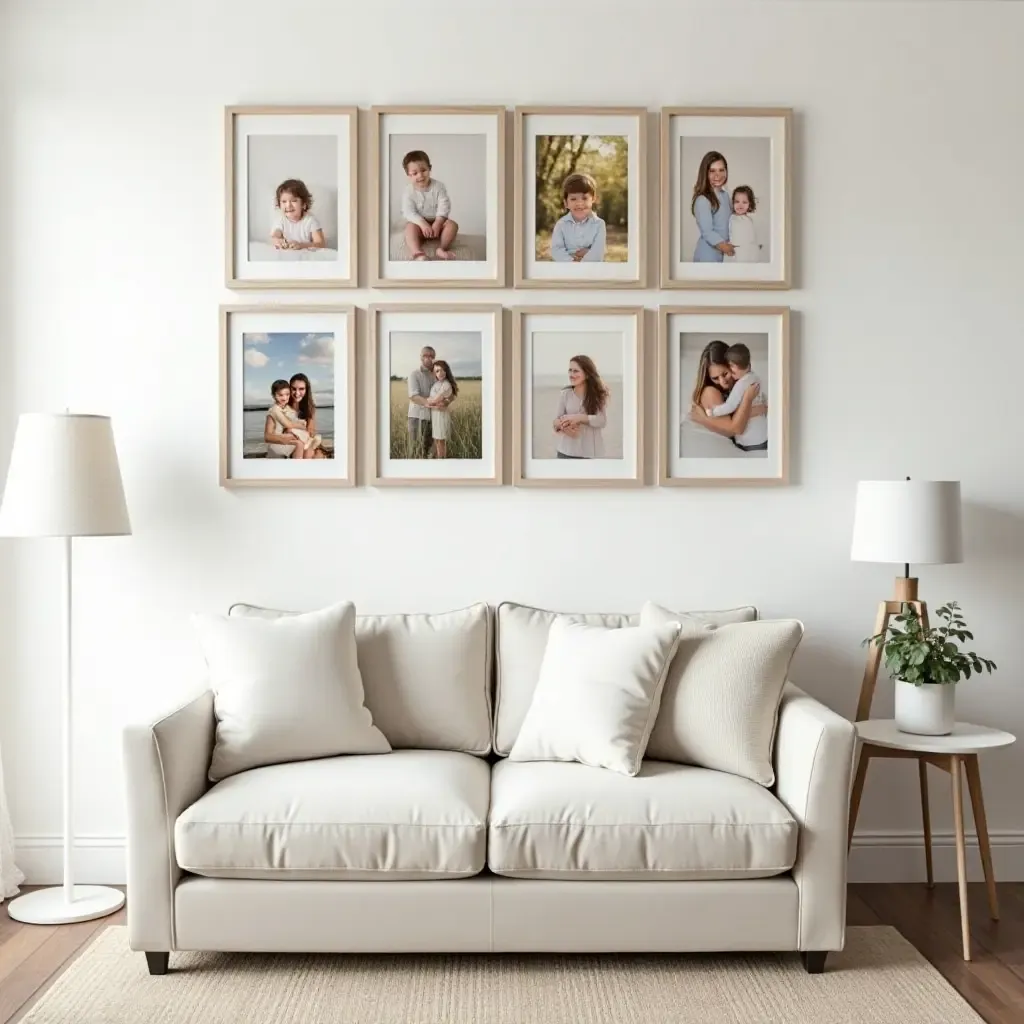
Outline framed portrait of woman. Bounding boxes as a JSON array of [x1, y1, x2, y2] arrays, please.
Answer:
[[370, 107, 506, 288], [512, 307, 644, 487], [661, 108, 791, 289], [514, 107, 646, 289], [225, 106, 357, 289], [659, 306, 790, 486], [219, 305, 356, 488], [369, 304, 504, 485]]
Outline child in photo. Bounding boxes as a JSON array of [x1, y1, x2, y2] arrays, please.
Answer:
[[266, 379, 321, 457], [706, 343, 768, 452], [427, 360, 457, 458], [550, 173, 606, 262], [401, 150, 459, 261], [270, 179, 325, 250], [724, 186, 762, 263], [553, 355, 608, 458]]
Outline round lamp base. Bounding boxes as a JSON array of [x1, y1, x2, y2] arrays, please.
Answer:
[[6, 885, 125, 925]]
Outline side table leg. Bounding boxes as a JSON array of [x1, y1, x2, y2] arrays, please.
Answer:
[[951, 754, 971, 961], [848, 747, 871, 851], [918, 759, 934, 889], [965, 754, 999, 920]]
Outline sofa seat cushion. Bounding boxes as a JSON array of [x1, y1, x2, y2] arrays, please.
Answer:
[[175, 750, 489, 880], [488, 758, 797, 881]]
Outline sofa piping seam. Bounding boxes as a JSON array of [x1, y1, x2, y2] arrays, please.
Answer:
[[795, 720, 827, 949], [151, 729, 177, 949]]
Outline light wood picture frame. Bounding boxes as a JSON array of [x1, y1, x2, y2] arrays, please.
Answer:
[[658, 305, 790, 486], [219, 305, 356, 488], [224, 106, 358, 289], [369, 304, 504, 486], [514, 106, 647, 289], [370, 106, 506, 288], [660, 107, 791, 290], [513, 306, 644, 487]]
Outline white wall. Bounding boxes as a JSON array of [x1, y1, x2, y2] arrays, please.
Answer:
[[1, 0, 1022, 885]]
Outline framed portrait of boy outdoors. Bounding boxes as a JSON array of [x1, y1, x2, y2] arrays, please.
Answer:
[[514, 107, 646, 288], [370, 106, 506, 288], [658, 306, 789, 486], [225, 106, 357, 289]]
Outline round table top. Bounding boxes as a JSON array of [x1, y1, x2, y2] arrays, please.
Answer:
[[856, 719, 1016, 754]]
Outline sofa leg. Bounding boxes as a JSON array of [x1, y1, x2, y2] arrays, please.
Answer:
[[145, 952, 169, 975], [800, 950, 828, 974]]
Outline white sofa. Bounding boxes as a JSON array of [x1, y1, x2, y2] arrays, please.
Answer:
[[123, 601, 856, 976]]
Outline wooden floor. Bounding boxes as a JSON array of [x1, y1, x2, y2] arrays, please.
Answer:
[[1, 883, 1023, 1022]]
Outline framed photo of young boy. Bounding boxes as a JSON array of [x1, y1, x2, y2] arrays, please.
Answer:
[[658, 306, 789, 486], [660, 108, 791, 290], [514, 107, 646, 288], [369, 304, 503, 485], [219, 305, 356, 488], [512, 307, 644, 487], [370, 106, 506, 288], [225, 106, 357, 289]]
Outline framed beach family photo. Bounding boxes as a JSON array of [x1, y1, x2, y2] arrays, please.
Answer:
[[660, 108, 791, 289], [369, 305, 503, 485], [512, 307, 643, 487], [225, 106, 357, 289], [219, 305, 356, 488], [658, 306, 789, 486], [370, 106, 506, 288], [514, 107, 646, 289]]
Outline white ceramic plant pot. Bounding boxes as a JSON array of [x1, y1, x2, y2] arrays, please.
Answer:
[[894, 679, 956, 736]]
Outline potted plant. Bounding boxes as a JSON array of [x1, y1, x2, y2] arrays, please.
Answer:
[[863, 601, 997, 735]]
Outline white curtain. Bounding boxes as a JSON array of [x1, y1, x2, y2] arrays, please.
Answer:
[[0, 742, 24, 902]]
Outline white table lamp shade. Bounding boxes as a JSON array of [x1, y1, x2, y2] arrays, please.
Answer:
[[0, 413, 131, 537], [850, 480, 962, 565]]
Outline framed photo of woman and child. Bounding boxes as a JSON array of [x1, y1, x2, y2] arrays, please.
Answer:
[[658, 306, 789, 486], [219, 305, 355, 487], [225, 106, 357, 289], [514, 107, 646, 289], [370, 106, 506, 288], [369, 305, 503, 485], [512, 307, 643, 487], [661, 108, 791, 289]]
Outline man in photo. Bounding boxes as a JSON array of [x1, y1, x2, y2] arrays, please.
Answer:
[[550, 172, 606, 262]]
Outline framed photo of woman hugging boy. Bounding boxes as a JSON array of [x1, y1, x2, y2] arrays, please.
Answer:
[[661, 108, 791, 289]]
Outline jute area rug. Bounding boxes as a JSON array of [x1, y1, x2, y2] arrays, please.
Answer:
[[22, 925, 982, 1024]]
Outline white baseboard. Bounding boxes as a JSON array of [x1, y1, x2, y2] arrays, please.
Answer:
[[14, 835, 127, 886]]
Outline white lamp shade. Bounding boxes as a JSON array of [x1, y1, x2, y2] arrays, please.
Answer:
[[0, 413, 131, 537], [850, 480, 962, 565]]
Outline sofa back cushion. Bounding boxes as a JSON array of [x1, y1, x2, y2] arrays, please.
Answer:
[[493, 601, 758, 756], [230, 602, 492, 756]]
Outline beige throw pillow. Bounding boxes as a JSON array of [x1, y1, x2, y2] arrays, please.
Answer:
[[508, 618, 685, 776], [641, 601, 804, 786], [193, 601, 391, 782]]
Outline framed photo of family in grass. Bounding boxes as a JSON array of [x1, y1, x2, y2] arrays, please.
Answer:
[[219, 305, 355, 487], [658, 306, 789, 486], [514, 108, 646, 288], [370, 106, 506, 288], [512, 307, 643, 487], [225, 106, 357, 289], [369, 305, 503, 485], [661, 108, 791, 289]]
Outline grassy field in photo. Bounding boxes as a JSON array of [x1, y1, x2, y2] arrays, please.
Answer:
[[389, 379, 483, 460]]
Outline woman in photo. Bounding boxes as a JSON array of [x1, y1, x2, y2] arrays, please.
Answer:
[[686, 340, 766, 447], [690, 151, 735, 263], [552, 355, 609, 459], [427, 359, 457, 459]]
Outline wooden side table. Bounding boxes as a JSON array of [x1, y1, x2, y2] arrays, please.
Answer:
[[848, 719, 1016, 961]]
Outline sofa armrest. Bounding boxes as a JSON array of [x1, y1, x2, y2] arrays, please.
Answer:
[[123, 689, 215, 951], [772, 682, 856, 952]]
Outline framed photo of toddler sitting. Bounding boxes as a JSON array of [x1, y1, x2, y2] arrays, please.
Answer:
[[661, 107, 791, 289], [225, 106, 357, 289], [514, 107, 647, 288], [370, 106, 506, 288]]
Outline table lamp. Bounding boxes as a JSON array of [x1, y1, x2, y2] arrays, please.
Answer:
[[0, 413, 131, 924], [850, 478, 963, 722]]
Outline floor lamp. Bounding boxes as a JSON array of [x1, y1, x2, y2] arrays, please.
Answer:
[[0, 413, 131, 924]]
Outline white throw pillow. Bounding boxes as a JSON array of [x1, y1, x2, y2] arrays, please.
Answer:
[[192, 601, 391, 782], [641, 601, 804, 787], [508, 617, 685, 776]]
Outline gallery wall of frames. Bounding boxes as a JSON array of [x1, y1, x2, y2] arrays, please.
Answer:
[[221, 104, 792, 490]]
